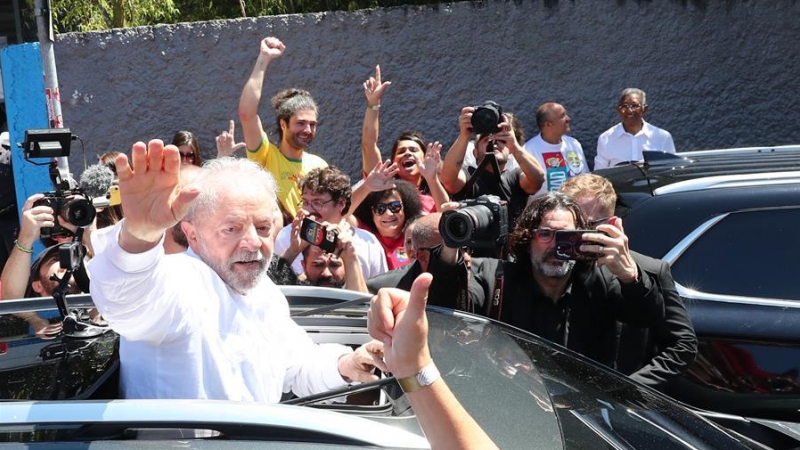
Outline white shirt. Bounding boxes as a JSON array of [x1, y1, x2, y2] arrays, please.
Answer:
[[273, 223, 388, 278], [88, 221, 351, 403], [595, 121, 675, 170], [523, 134, 589, 197]]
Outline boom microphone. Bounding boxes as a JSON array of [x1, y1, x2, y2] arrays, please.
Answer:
[[79, 164, 115, 200]]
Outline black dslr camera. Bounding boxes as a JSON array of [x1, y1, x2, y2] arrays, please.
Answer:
[[33, 192, 95, 238], [440, 195, 509, 250], [471, 101, 503, 135]]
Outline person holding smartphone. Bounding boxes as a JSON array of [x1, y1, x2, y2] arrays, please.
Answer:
[[425, 191, 664, 368]]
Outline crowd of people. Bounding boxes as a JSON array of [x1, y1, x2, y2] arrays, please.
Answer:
[[0, 35, 692, 449]]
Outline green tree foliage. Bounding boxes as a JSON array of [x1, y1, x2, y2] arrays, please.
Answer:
[[39, 0, 439, 32]]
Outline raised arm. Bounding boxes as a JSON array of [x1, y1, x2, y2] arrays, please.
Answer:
[[117, 140, 200, 254], [496, 119, 545, 194], [361, 65, 391, 176], [441, 107, 475, 193], [337, 224, 368, 293], [1, 194, 48, 300], [368, 275, 499, 450], [419, 142, 450, 210], [216, 120, 247, 158], [238, 37, 285, 151], [346, 160, 398, 221]]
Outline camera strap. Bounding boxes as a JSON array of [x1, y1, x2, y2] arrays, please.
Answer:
[[485, 260, 505, 320], [456, 151, 507, 201]]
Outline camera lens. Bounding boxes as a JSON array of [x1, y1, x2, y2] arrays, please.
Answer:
[[440, 205, 495, 248], [63, 197, 96, 227]]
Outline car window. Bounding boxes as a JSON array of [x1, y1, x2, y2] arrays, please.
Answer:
[[671, 208, 800, 300]]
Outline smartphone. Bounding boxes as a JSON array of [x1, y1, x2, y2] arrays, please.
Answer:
[[300, 218, 338, 253], [554, 230, 604, 261]]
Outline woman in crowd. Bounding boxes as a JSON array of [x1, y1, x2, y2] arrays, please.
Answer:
[[361, 65, 449, 212], [352, 179, 423, 270], [171, 130, 202, 167]]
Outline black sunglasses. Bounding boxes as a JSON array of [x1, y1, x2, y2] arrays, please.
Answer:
[[588, 217, 611, 228], [372, 200, 403, 215]]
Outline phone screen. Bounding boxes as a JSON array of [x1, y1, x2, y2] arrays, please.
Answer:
[[300, 218, 337, 253], [554, 229, 602, 261]]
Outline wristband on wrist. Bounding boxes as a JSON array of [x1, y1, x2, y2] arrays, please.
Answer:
[[368, 104, 381, 111], [14, 240, 33, 254], [397, 360, 440, 393]]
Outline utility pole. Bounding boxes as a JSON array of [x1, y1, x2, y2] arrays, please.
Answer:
[[34, 0, 69, 171]]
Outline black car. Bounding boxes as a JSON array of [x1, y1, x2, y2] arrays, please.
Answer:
[[2, 288, 800, 449], [596, 146, 800, 423]]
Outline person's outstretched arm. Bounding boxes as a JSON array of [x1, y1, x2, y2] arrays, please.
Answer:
[[361, 65, 391, 177], [368, 274, 500, 450], [440, 107, 474, 193], [238, 37, 285, 151]]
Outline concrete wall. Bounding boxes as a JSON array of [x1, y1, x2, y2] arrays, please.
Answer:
[[53, 0, 800, 179]]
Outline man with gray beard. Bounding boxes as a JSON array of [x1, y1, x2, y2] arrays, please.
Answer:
[[426, 192, 664, 367], [88, 141, 380, 402]]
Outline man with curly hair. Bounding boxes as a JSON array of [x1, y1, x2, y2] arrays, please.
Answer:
[[238, 36, 327, 220], [426, 192, 664, 367]]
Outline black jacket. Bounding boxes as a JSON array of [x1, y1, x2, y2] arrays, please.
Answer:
[[366, 261, 423, 294], [428, 252, 664, 367], [614, 252, 698, 389]]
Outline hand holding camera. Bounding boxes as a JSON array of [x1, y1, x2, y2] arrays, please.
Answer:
[[566, 217, 639, 283]]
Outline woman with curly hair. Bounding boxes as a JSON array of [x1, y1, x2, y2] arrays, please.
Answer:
[[352, 179, 423, 270]]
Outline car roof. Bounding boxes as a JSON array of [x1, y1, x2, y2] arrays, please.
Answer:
[[595, 147, 800, 257]]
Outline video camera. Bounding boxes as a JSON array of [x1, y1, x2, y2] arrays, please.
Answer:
[[439, 195, 509, 250], [21, 129, 96, 239]]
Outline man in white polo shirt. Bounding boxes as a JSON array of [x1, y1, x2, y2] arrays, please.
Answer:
[[595, 88, 675, 170]]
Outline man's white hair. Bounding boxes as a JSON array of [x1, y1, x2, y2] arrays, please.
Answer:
[[184, 157, 278, 222]]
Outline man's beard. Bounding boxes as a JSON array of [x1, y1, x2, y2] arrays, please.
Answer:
[[530, 249, 575, 278], [195, 241, 269, 293], [312, 275, 345, 289], [286, 129, 314, 150]]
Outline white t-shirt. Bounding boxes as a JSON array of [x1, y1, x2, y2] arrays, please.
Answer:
[[88, 221, 351, 403], [274, 222, 387, 279], [523, 134, 589, 197], [595, 121, 675, 170]]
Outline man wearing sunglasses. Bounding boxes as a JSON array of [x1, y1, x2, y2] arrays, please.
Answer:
[[561, 174, 696, 391], [594, 88, 675, 170], [426, 192, 664, 368]]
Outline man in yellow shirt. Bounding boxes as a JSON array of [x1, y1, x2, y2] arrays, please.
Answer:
[[238, 36, 327, 222]]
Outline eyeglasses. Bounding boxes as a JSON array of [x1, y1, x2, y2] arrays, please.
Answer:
[[588, 216, 611, 228], [372, 200, 403, 215], [618, 103, 643, 111], [179, 152, 195, 161], [302, 198, 336, 210], [533, 228, 556, 243]]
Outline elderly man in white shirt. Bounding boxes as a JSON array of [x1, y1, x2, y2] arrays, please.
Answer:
[[595, 88, 675, 170], [88, 141, 380, 402]]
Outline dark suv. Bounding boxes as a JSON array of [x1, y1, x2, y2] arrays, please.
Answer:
[[596, 146, 800, 423]]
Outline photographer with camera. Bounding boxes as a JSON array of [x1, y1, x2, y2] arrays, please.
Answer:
[[427, 191, 664, 367], [441, 104, 545, 246]]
